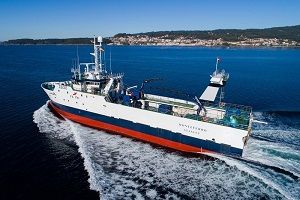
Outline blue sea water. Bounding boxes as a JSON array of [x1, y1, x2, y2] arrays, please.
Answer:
[[0, 45, 300, 200]]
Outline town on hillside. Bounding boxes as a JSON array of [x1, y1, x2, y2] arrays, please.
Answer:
[[111, 35, 299, 47]]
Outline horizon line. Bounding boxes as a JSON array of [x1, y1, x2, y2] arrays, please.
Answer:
[[2, 24, 299, 42]]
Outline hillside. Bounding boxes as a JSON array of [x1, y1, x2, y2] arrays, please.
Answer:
[[114, 25, 300, 42], [2, 25, 300, 46], [3, 37, 112, 45]]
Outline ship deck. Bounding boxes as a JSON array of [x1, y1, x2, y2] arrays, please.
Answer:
[[144, 94, 252, 131]]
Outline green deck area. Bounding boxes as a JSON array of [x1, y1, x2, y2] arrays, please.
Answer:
[[145, 97, 252, 130]]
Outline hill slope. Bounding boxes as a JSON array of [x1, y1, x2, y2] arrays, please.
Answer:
[[3, 38, 112, 45], [114, 25, 300, 42]]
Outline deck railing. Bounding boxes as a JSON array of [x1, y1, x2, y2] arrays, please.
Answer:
[[142, 99, 251, 130]]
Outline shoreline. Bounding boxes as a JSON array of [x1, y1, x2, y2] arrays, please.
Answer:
[[1, 43, 300, 49]]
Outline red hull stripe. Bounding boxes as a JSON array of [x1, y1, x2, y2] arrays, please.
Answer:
[[49, 102, 215, 154]]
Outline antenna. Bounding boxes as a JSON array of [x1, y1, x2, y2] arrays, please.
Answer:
[[76, 45, 80, 68], [215, 57, 220, 73], [98, 36, 102, 74], [103, 48, 106, 73], [109, 47, 112, 75], [93, 36, 99, 73]]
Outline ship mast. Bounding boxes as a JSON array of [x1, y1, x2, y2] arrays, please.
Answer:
[[91, 36, 104, 76], [215, 57, 220, 75]]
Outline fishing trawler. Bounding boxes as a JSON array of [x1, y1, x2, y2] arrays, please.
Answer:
[[41, 36, 253, 157]]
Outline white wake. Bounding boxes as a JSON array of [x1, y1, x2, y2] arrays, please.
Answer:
[[33, 104, 299, 200]]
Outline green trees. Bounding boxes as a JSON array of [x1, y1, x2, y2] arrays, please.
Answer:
[[113, 25, 300, 42], [4, 38, 112, 45]]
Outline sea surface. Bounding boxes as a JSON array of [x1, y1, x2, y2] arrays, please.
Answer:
[[0, 45, 300, 200]]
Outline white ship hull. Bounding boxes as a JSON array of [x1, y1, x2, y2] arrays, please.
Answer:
[[42, 82, 251, 157]]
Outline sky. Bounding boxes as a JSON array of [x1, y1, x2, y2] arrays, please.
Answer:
[[0, 0, 300, 41]]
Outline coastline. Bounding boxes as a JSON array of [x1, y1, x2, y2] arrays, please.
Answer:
[[1, 43, 299, 49], [110, 43, 300, 49]]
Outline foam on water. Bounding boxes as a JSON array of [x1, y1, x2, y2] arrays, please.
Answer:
[[247, 113, 300, 176], [33, 103, 74, 141], [33, 104, 300, 200], [252, 112, 300, 147], [244, 138, 300, 177]]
